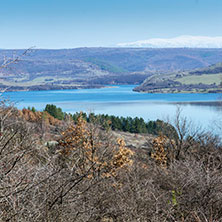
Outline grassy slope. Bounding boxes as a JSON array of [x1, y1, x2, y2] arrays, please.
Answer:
[[135, 62, 222, 93], [177, 73, 222, 85]]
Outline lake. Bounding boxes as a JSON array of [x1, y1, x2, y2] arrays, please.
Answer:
[[4, 85, 222, 135]]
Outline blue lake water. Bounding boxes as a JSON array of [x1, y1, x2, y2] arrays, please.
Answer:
[[4, 85, 222, 134]]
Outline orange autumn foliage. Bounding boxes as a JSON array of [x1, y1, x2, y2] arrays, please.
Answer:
[[151, 135, 176, 168], [151, 136, 168, 168], [58, 113, 134, 178], [18, 109, 61, 126]]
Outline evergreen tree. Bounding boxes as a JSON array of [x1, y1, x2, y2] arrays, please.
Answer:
[[31, 107, 36, 112], [44, 104, 64, 120]]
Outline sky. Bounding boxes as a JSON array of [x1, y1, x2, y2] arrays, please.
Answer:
[[0, 0, 222, 49]]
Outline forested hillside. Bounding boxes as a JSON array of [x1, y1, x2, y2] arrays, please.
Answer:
[[1, 48, 222, 91]]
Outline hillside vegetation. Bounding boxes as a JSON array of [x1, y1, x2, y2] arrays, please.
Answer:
[[1, 101, 222, 221], [134, 62, 222, 93], [1, 48, 222, 91]]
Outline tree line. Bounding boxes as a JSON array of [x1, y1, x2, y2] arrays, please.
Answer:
[[41, 104, 177, 136]]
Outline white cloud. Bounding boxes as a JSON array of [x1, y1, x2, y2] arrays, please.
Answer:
[[117, 35, 222, 48]]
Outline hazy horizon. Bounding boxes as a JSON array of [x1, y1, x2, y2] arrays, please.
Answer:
[[2, 45, 222, 50]]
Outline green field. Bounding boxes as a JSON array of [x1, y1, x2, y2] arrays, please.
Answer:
[[177, 73, 222, 85], [0, 76, 75, 87]]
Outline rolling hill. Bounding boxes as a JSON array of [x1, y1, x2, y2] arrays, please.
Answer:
[[1, 48, 222, 91], [134, 62, 222, 93]]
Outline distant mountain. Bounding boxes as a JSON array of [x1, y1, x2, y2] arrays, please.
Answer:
[[118, 36, 222, 48], [1, 48, 222, 91], [134, 62, 222, 93]]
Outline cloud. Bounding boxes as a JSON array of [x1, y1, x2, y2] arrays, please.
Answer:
[[117, 36, 222, 48]]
